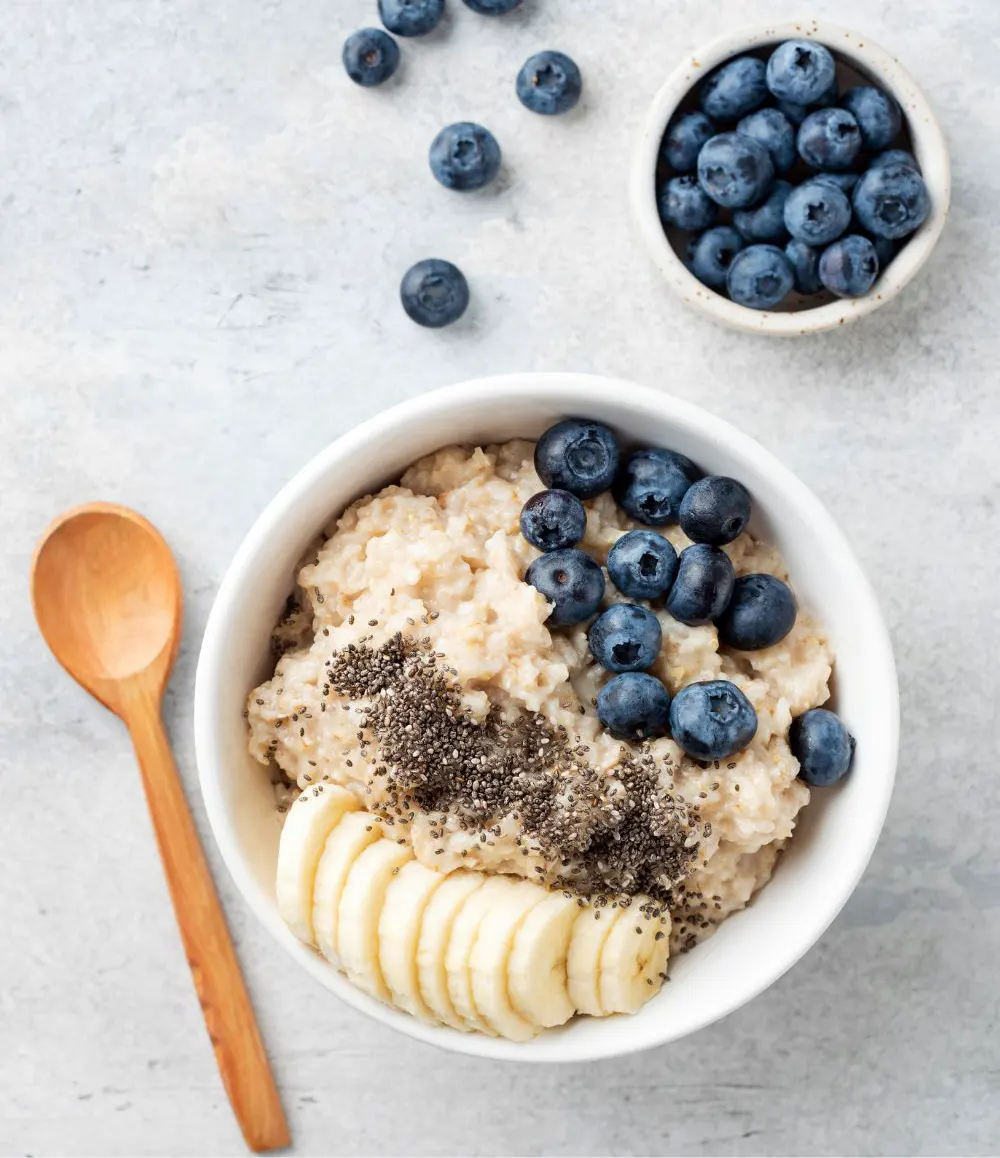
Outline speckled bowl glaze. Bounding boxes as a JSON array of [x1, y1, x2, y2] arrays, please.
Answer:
[[631, 19, 951, 335], [195, 373, 899, 1062]]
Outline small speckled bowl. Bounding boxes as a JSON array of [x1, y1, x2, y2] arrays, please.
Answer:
[[631, 19, 951, 335]]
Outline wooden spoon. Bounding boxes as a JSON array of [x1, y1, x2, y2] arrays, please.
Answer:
[[31, 503, 290, 1153]]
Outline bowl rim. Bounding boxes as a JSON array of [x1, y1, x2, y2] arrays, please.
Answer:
[[195, 372, 899, 1061], [629, 18, 952, 335]]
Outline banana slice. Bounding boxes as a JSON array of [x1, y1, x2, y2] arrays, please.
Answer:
[[446, 876, 516, 1034], [417, 870, 486, 1031], [379, 860, 447, 1021], [599, 904, 671, 1014], [275, 785, 361, 944], [567, 904, 624, 1016], [312, 811, 384, 965], [470, 881, 546, 1041], [508, 891, 580, 1028], [338, 838, 414, 1002]]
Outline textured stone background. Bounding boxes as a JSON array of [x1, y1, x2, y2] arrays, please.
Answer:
[[2, 0, 998, 1154]]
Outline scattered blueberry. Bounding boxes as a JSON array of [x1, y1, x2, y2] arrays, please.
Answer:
[[517, 50, 582, 115], [776, 81, 837, 125], [697, 132, 775, 209], [700, 55, 768, 121], [661, 111, 717, 172], [716, 573, 797, 650], [726, 244, 794, 310], [852, 163, 930, 239], [797, 107, 862, 171], [535, 419, 620, 499], [378, 0, 443, 37], [658, 175, 719, 232], [525, 548, 605, 627], [790, 708, 855, 786], [463, 0, 522, 11], [733, 180, 793, 244], [665, 544, 735, 626], [784, 238, 823, 294], [400, 259, 470, 326], [596, 672, 672, 742], [679, 477, 751, 546], [589, 604, 662, 673], [519, 490, 587, 552], [840, 86, 902, 152], [342, 28, 400, 87], [783, 179, 852, 246], [607, 531, 679, 601], [766, 40, 836, 106], [818, 234, 880, 298], [737, 108, 797, 173], [429, 122, 502, 191], [614, 448, 700, 526], [686, 225, 746, 291], [668, 680, 758, 760], [869, 148, 919, 172]]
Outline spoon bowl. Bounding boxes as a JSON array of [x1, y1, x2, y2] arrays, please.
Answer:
[[32, 504, 182, 709]]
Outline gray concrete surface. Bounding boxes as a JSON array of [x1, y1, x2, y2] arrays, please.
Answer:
[[2, 0, 998, 1154]]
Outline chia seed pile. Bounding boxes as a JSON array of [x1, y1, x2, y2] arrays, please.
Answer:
[[318, 631, 709, 912]]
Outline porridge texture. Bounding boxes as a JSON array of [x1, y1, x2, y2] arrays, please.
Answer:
[[248, 439, 832, 950]]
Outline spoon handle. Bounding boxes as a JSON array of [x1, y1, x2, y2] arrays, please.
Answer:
[[123, 688, 290, 1153]]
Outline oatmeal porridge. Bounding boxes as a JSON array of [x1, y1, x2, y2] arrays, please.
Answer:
[[250, 423, 851, 1038]]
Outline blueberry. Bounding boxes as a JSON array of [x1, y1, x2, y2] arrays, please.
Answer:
[[766, 40, 836, 106], [520, 490, 587, 552], [813, 171, 860, 195], [784, 238, 823, 294], [342, 28, 400, 87], [852, 163, 930, 240], [733, 180, 793, 244], [666, 544, 735, 626], [378, 0, 443, 37], [871, 234, 897, 268], [614, 448, 700, 526], [726, 244, 794, 310], [716, 573, 797, 650], [589, 604, 662, 673], [679, 477, 751, 546], [658, 175, 719, 232], [818, 235, 880, 298], [517, 50, 582, 115], [776, 81, 837, 125], [535, 419, 620, 499], [790, 708, 855, 786], [400, 259, 470, 327], [797, 108, 862, 171], [686, 225, 746, 291], [737, 108, 797, 173], [661, 111, 717, 173], [597, 673, 671, 742], [869, 148, 919, 173], [783, 179, 852, 246], [697, 132, 775, 209], [700, 56, 768, 121], [841, 86, 902, 151], [525, 548, 605, 627], [607, 530, 679, 601], [669, 680, 758, 760], [429, 122, 502, 191], [463, 0, 521, 11]]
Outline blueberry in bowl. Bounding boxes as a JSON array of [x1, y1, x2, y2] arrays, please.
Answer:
[[635, 20, 949, 333]]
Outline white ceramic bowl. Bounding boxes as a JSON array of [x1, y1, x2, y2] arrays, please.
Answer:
[[630, 19, 951, 335], [195, 373, 899, 1061]]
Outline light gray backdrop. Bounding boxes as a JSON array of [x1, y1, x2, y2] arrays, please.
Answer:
[[2, 0, 997, 1154]]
